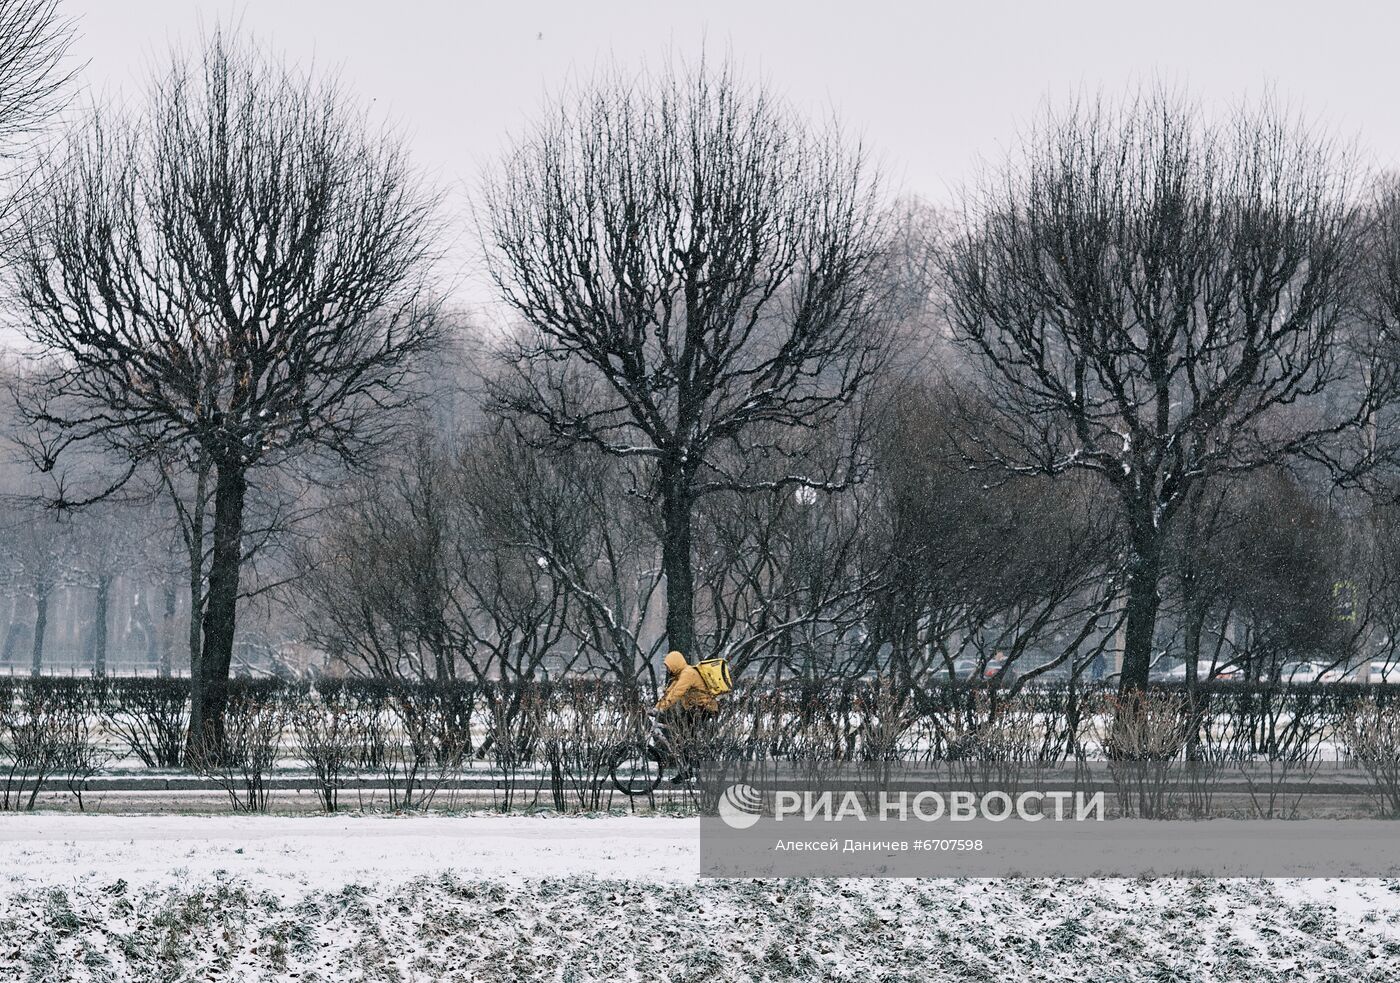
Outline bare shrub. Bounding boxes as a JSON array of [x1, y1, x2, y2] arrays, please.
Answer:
[[852, 677, 915, 763], [0, 682, 67, 810], [786, 698, 845, 790], [482, 685, 541, 812], [348, 683, 470, 812], [1341, 696, 1400, 817], [192, 685, 289, 813], [1097, 691, 1188, 818], [846, 678, 915, 806], [56, 681, 111, 811], [539, 680, 634, 812], [102, 678, 189, 768], [698, 687, 782, 812], [382, 686, 468, 811], [1188, 684, 1331, 818], [419, 681, 478, 764], [710, 685, 781, 765], [935, 692, 1049, 802], [291, 688, 361, 812]]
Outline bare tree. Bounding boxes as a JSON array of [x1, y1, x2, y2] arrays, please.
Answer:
[[482, 60, 887, 659], [0, 1, 68, 139], [691, 430, 880, 682], [860, 381, 1120, 689], [0, 0, 72, 238], [1357, 176, 1400, 472], [67, 501, 143, 676], [12, 30, 441, 750], [297, 427, 579, 687], [136, 491, 198, 678], [1353, 489, 1400, 680], [1163, 471, 1355, 687], [941, 91, 1369, 693], [0, 0, 78, 666], [297, 435, 463, 683], [0, 497, 71, 674]]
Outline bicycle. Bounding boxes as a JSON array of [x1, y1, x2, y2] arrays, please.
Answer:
[[608, 715, 675, 796]]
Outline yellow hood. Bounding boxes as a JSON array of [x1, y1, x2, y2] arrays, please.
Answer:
[[664, 651, 687, 674]]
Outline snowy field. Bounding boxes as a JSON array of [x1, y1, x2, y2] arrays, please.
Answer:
[[0, 815, 1397, 981]]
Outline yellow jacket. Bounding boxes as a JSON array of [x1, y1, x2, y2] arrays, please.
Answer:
[[656, 650, 718, 712]]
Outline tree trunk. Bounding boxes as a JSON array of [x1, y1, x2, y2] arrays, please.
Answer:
[[56, 589, 74, 657], [30, 588, 50, 677], [429, 618, 452, 682], [1, 596, 20, 665], [1176, 487, 1206, 762], [190, 462, 247, 756], [659, 462, 696, 658], [160, 575, 177, 678], [132, 589, 158, 669], [184, 466, 208, 751], [92, 577, 110, 677], [1117, 517, 1162, 695], [1183, 604, 1203, 761]]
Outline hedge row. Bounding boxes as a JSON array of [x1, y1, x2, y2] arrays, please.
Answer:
[[0, 673, 1393, 767], [1, 675, 1398, 815]]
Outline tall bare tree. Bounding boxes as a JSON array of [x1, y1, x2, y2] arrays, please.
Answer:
[[482, 61, 887, 659], [942, 91, 1371, 693], [12, 30, 440, 749], [0, 0, 72, 238]]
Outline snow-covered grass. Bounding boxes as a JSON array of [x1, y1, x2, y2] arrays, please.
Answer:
[[0, 815, 1397, 981]]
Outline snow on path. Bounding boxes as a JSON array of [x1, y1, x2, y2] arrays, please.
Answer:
[[0, 814, 700, 896], [0, 813, 1394, 919]]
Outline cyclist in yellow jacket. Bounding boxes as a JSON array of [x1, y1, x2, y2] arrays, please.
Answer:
[[655, 650, 719, 713], [653, 650, 717, 782]]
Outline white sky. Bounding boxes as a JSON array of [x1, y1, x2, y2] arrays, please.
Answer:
[[56, 0, 1400, 321]]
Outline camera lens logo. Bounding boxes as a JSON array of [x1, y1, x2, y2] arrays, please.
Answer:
[[718, 783, 764, 829]]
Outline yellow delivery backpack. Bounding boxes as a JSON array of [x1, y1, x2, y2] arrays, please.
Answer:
[[695, 657, 733, 696]]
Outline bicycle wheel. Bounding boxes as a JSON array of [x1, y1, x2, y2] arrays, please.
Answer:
[[610, 744, 666, 796]]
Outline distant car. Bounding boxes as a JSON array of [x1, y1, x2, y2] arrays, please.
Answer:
[[938, 657, 1014, 682], [1150, 660, 1188, 682], [1159, 662, 1242, 683], [1280, 662, 1346, 684], [982, 657, 1017, 683], [1370, 661, 1400, 684]]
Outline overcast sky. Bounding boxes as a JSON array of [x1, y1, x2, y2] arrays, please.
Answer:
[[59, 0, 1400, 319]]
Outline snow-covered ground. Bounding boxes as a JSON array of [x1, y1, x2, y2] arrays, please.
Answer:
[[0, 814, 699, 891], [0, 815, 1397, 981]]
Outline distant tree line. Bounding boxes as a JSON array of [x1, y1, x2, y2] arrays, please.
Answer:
[[3, 9, 1400, 756]]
